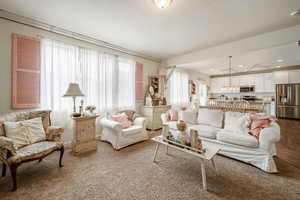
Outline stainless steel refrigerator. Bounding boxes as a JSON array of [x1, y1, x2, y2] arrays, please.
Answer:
[[276, 84, 300, 119]]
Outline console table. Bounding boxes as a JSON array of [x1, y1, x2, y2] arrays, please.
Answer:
[[72, 115, 99, 155]]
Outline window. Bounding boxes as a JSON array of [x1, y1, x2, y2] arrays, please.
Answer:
[[169, 71, 189, 105], [41, 38, 135, 127], [118, 58, 135, 109], [198, 83, 208, 106]]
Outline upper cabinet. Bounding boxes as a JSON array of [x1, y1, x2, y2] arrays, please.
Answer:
[[263, 73, 275, 92], [254, 74, 265, 93], [210, 69, 300, 94], [288, 70, 300, 84], [272, 71, 289, 84]]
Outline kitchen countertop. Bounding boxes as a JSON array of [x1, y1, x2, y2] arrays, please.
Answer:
[[208, 99, 274, 104], [247, 101, 273, 104]]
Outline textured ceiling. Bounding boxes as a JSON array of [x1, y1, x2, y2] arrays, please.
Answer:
[[178, 42, 300, 75]]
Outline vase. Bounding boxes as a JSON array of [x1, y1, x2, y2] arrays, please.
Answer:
[[177, 120, 186, 132]]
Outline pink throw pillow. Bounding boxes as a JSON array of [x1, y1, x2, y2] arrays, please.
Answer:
[[248, 115, 277, 140], [111, 113, 132, 129], [166, 109, 178, 121]]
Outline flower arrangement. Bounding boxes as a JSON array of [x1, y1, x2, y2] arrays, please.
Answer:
[[85, 106, 96, 114]]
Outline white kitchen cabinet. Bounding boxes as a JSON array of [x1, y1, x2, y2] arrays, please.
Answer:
[[264, 73, 275, 92], [247, 74, 256, 86], [272, 71, 289, 84], [254, 74, 265, 93], [288, 70, 300, 84], [239, 75, 249, 86], [214, 77, 225, 93], [232, 76, 240, 86], [210, 78, 217, 93]]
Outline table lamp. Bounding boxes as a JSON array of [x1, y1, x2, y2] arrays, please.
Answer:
[[63, 83, 84, 114]]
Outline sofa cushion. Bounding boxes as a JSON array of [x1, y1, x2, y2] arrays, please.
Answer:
[[7, 141, 63, 165], [179, 109, 198, 124], [224, 112, 250, 134], [197, 109, 224, 128], [216, 130, 258, 148], [190, 125, 221, 139], [122, 125, 143, 136]]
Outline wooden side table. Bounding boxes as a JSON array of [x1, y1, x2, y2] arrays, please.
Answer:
[[72, 115, 99, 155]]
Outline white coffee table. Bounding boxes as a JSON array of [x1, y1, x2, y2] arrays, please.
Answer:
[[152, 135, 220, 191]]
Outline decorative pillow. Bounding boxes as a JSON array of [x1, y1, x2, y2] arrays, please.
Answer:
[[248, 115, 277, 140], [118, 110, 137, 122], [197, 109, 224, 128], [4, 122, 31, 149], [179, 109, 198, 124], [4, 117, 46, 150], [224, 112, 250, 134], [20, 117, 46, 143], [111, 113, 132, 129], [166, 109, 178, 121]]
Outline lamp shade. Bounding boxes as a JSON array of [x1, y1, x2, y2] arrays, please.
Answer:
[[63, 83, 84, 97]]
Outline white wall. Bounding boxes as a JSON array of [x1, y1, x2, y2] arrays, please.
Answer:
[[0, 18, 160, 115]]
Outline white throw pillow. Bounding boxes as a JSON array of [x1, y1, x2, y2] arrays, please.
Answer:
[[224, 112, 250, 135], [20, 117, 46, 143], [4, 117, 46, 150], [4, 122, 31, 149], [179, 109, 198, 124], [197, 109, 224, 128]]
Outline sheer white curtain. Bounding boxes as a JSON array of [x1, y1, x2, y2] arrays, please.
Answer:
[[41, 38, 135, 130], [169, 71, 189, 105], [118, 57, 136, 110]]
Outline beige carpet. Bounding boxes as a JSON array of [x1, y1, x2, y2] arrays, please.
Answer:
[[0, 140, 300, 200]]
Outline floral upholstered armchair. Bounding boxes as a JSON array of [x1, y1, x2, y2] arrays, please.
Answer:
[[0, 110, 64, 191]]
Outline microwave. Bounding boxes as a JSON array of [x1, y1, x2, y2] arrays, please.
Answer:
[[240, 86, 255, 93]]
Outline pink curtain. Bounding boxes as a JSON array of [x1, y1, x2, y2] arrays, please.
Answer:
[[135, 63, 143, 103]]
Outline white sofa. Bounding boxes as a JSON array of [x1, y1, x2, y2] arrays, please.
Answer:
[[100, 116, 148, 150], [161, 108, 281, 173]]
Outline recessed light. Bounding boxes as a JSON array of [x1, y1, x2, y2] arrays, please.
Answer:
[[290, 10, 300, 16], [238, 65, 244, 68], [277, 59, 284, 63]]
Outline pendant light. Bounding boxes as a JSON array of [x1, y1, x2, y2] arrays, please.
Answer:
[[221, 56, 239, 93]]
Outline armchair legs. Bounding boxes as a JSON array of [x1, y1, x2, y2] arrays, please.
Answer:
[[2, 163, 6, 177], [10, 163, 19, 192], [59, 147, 64, 168], [6, 147, 64, 192]]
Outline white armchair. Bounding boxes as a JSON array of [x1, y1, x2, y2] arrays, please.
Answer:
[[100, 114, 148, 150]]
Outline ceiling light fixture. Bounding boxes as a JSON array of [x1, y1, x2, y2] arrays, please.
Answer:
[[290, 9, 300, 16], [153, 0, 173, 9], [276, 59, 284, 63], [221, 56, 239, 93]]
